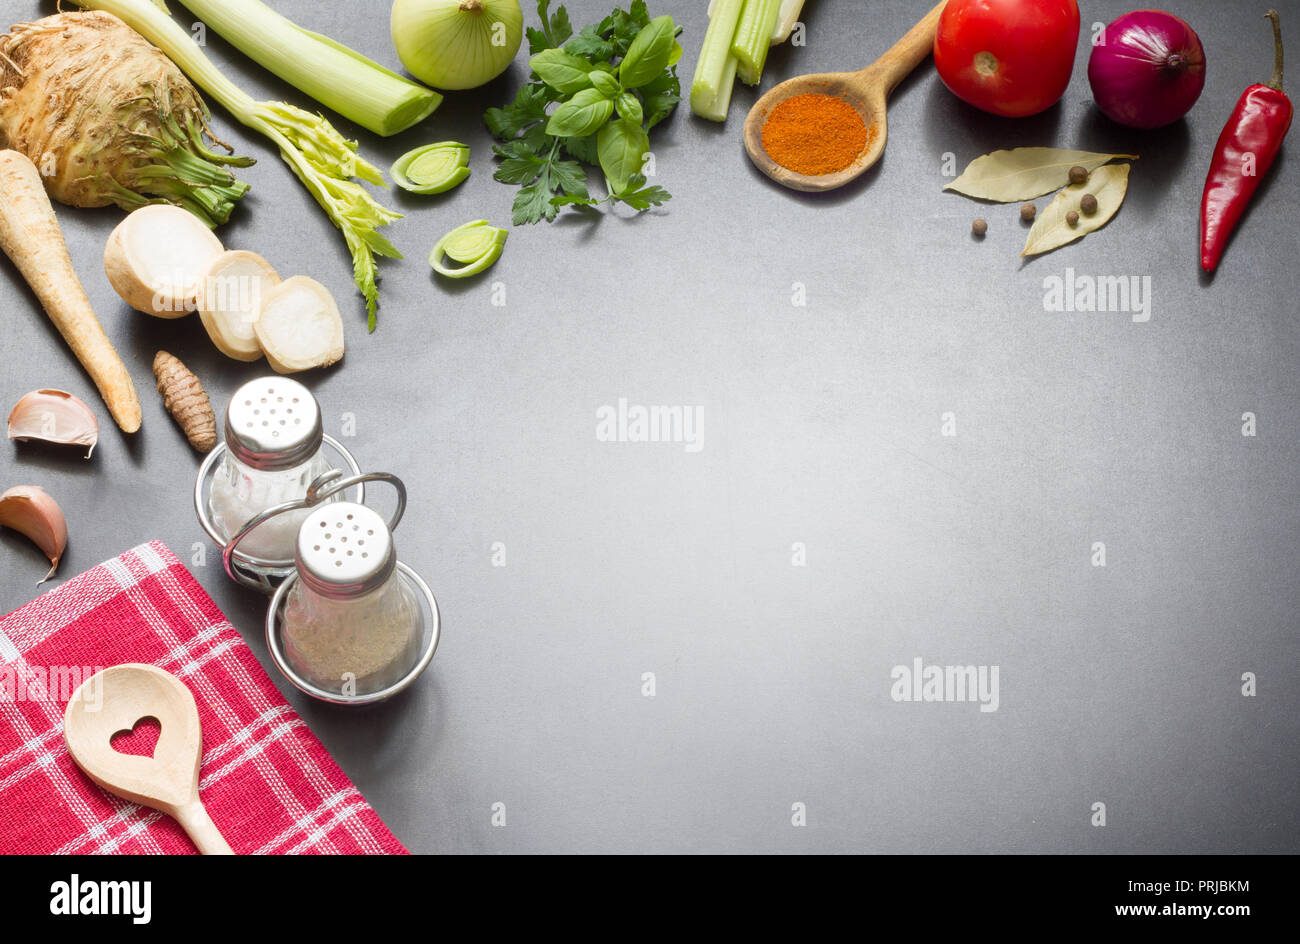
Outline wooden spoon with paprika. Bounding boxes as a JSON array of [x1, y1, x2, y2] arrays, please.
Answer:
[[743, 1, 947, 192]]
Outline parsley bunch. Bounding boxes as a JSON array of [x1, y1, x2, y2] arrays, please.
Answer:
[[484, 0, 682, 225]]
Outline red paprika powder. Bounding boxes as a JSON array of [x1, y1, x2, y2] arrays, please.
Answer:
[[760, 93, 871, 176]]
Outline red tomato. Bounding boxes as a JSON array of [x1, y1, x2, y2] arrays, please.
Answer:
[[933, 0, 1081, 118]]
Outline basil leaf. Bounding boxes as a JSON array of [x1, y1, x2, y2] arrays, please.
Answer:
[[530, 49, 595, 95], [619, 15, 677, 89], [597, 117, 649, 195], [637, 70, 681, 128], [590, 69, 622, 98], [546, 88, 616, 137], [615, 92, 643, 124]]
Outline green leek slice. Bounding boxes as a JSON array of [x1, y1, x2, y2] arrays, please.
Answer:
[[391, 142, 471, 195], [429, 221, 508, 278]]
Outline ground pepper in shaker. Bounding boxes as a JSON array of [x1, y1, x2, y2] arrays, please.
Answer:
[[280, 502, 423, 699], [208, 377, 337, 563]]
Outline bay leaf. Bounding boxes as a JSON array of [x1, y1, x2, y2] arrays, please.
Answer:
[[944, 148, 1139, 203], [1022, 163, 1132, 257]]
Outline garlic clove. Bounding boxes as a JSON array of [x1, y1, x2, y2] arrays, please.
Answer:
[[7, 389, 99, 458], [0, 485, 68, 584]]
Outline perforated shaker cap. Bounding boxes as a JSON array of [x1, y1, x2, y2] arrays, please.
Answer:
[[224, 377, 323, 471], [295, 502, 396, 599]]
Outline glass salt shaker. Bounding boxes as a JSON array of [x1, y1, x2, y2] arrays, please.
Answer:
[[266, 498, 439, 704], [195, 377, 362, 590]]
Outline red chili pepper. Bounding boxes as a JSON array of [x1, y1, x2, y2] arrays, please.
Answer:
[[1200, 10, 1293, 272]]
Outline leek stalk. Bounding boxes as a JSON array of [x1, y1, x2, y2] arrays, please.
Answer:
[[732, 0, 782, 86], [690, 0, 745, 122], [77, 0, 402, 328], [171, 0, 441, 137]]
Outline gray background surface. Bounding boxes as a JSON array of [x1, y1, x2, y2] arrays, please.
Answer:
[[2, 0, 1297, 854]]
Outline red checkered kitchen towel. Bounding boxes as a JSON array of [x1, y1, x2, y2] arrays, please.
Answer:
[[0, 542, 407, 854]]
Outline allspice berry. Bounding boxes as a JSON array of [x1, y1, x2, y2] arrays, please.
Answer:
[[1080, 193, 1099, 215], [972, 218, 988, 237], [1066, 210, 1080, 227], [1068, 165, 1089, 185], [1020, 202, 1037, 222]]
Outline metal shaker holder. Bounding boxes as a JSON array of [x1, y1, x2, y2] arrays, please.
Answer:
[[220, 470, 439, 705]]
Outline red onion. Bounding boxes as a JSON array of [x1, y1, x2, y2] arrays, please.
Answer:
[[1088, 10, 1207, 129]]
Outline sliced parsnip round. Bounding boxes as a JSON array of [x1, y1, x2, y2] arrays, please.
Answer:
[[104, 205, 224, 318], [254, 276, 345, 374], [197, 250, 281, 362]]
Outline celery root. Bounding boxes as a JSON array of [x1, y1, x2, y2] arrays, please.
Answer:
[[0, 11, 252, 227], [255, 277, 345, 374], [0, 150, 141, 433], [104, 205, 226, 317], [199, 250, 281, 362]]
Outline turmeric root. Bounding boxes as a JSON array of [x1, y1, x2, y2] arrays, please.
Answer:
[[152, 351, 216, 453]]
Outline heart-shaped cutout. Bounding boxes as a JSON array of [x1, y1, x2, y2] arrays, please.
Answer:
[[110, 716, 161, 759]]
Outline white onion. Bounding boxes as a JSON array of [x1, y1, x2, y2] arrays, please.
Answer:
[[391, 0, 524, 91]]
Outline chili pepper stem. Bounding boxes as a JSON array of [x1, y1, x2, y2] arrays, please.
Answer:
[[1266, 9, 1284, 92]]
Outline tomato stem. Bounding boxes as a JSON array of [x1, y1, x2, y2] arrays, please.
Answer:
[[974, 51, 998, 77]]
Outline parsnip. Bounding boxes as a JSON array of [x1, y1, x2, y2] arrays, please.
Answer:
[[254, 276, 344, 374], [0, 150, 141, 433], [198, 250, 280, 361], [104, 204, 225, 317]]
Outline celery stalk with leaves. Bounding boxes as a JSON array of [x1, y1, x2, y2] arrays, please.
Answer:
[[76, 0, 401, 330]]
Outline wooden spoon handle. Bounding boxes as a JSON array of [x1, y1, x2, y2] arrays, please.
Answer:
[[174, 801, 235, 855], [860, 0, 948, 96]]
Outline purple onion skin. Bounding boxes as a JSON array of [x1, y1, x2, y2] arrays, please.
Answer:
[[1089, 10, 1207, 129]]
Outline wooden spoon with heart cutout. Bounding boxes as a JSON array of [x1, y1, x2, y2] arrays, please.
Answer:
[[743, 1, 947, 192], [64, 663, 233, 855]]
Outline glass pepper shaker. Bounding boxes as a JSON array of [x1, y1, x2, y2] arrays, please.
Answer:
[[270, 500, 439, 703], [195, 376, 362, 589]]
